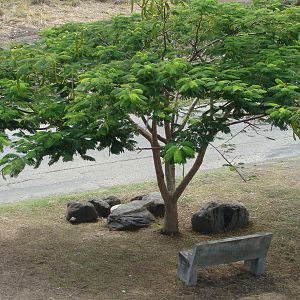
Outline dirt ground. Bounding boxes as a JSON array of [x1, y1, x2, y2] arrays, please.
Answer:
[[0, 0, 131, 46], [0, 0, 251, 47], [0, 158, 299, 299]]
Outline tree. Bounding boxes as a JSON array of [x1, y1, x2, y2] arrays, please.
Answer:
[[0, 0, 299, 234]]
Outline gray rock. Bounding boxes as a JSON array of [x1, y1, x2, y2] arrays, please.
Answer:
[[108, 201, 148, 216], [103, 196, 121, 208], [108, 210, 154, 231], [114, 192, 165, 217], [66, 202, 98, 223], [127, 192, 165, 216], [141, 192, 165, 217], [88, 199, 110, 218], [107, 206, 154, 231], [191, 201, 249, 234], [107, 192, 165, 231], [142, 192, 162, 202], [129, 194, 146, 201], [110, 204, 121, 212]]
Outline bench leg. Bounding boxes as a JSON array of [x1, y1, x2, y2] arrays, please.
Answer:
[[186, 266, 198, 286], [177, 257, 190, 284], [244, 257, 266, 276], [177, 261, 198, 286]]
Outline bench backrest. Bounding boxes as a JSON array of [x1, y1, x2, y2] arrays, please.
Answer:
[[191, 232, 273, 267]]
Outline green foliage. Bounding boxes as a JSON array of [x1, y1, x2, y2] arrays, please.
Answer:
[[0, 0, 299, 177], [162, 141, 195, 164]]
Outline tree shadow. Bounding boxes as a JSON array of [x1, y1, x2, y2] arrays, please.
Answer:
[[0, 222, 295, 300]]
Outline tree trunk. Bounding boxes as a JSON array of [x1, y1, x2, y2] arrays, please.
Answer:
[[165, 161, 176, 193], [162, 163, 179, 234], [162, 199, 179, 235]]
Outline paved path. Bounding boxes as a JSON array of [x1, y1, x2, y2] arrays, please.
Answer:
[[0, 124, 299, 203]]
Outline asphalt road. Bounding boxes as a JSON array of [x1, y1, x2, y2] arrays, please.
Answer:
[[0, 124, 299, 203]]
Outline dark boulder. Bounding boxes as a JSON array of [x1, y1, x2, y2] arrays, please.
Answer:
[[88, 199, 111, 218], [141, 193, 165, 217], [66, 202, 98, 223], [103, 196, 121, 208], [128, 192, 165, 217], [147, 201, 165, 218], [191, 201, 249, 234], [107, 205, 154, 231]]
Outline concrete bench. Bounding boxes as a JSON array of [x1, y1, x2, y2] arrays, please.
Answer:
[[177, 232, 273, 286]]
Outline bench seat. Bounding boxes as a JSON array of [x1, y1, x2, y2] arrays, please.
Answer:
[[177, 232, 273, 286]]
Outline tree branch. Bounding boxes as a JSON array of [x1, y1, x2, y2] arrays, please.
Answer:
[[137, 146, 161, 151], [164, 120, 175, 192], [171, 91, 180, 133], [151, 119, 171, 201], [137, 126, 152, 143], [129, 117, 152, 142], [189, 38, 222, 62], [174, 147, 207, 200], [141, 116, 167, 144], [164, 121, 171, 141], [227, 114, 266, 126], [161, 4, 168, 60], [176, 98, 199, 133], [248, 123, 276, 141], [189, 15, 203, 61], [141, 116, 154, 134], [209, 143, 248, 182], [223, 124, 251, 144]]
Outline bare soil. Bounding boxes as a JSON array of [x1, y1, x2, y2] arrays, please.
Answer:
[[0, 0, 131, 46], [0, 0, 251, 47], [0, 158, 299, 299]]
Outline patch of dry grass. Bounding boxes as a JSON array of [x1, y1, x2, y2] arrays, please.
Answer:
[[0, 157, 299, 299], [0, 0, 132, 45], [0, 0, 130, 22]]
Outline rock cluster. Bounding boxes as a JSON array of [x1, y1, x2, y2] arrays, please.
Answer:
[[65, 192, 165, 231], [107, 192, 165, 231], [66, 196, 249, 234]]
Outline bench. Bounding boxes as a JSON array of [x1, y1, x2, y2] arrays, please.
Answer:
[[177, 232, 273, 286]]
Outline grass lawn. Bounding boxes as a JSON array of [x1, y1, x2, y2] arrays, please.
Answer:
[[0, 157, 299, 299]]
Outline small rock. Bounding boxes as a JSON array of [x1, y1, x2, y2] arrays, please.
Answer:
[[191, 201, 249, 234], [142, 192, 162, 202], [88, 199, 110, 218], [141, 192, 165, 217], [66, 202, 98, 223], [103, 196, 121, 207], [110, 204, 121, 212], [129, 194, 146, 201]]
